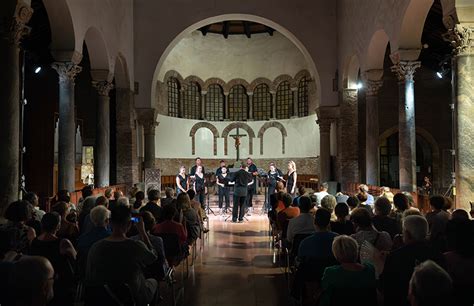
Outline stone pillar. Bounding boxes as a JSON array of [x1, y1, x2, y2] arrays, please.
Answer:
[[364, 70, 383, 186], [391, 61, 420, 192], [51, 61, 82, 192], [247, 92, 254, 120], [136, 109, 158, 169], [317, 119, 332, 183], [0, 0, 32, 209], [444, 24, 474, 210], [92, 80, 113, 187], [201, 91, 207, 120], [270, 91, 277, 119], [224, 92, 229, 120], [292, 87, 298, 117]]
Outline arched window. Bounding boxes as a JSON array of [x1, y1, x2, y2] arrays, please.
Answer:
[[167, 77, 180, 117], [276, 81, 293, 119], [298, 77, 309, 116], [253, 84, 272, 120], [182, 82, 201, 119], [228, 85, 248, 121], [205, 84, 224, 121]]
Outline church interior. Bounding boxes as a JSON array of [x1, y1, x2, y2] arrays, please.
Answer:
[[0, 0, 473, 306]]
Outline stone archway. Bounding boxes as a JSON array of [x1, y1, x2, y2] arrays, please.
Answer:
[[257, 122, 288, 155], [221, 122, 255, 156], [189, 122, 220, 155]]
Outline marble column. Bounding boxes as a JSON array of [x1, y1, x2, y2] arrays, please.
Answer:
[[270, 91, 277, 119], [51, 62, 82, 192], [444, 24, 474, 210], [247, 92, 254, 120], [317, 119, 332, 183], [92, 80, 113, 187], [0, 1, 32, 208], [391, 61, 420, 192], [292, 88, 298, 117], [364, 72, 383, 186], [143, 121, 158, 169]]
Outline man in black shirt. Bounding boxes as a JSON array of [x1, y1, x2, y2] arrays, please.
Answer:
[[140, 189, 163, 223], [190, 157, 205, 176], [215, 160, 227, 176], [246, 158, 258, 212], [230, 162, 253, 222]]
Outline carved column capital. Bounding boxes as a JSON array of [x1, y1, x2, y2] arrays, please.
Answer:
[[391, 61, 421, 82], [365, 79, 384, 96], [443, 24, 474, 56], [143, 121, 159, 135], [51, 62, 82, 85], [0, 1, 33, 46], [136, 108, 158, 135], [92, 80, 114, 96], [316, 119, 332, 133]]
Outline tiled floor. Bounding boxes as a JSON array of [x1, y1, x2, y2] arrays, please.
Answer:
[[172, 213, 290, 306]]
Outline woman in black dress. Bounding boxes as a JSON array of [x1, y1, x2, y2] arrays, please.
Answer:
[[193, 166, 206, 207], [176, 166, 189, 195], [286, 160, 297, 197], [267, 163, 283, 209], [217, 166, 231, 213]]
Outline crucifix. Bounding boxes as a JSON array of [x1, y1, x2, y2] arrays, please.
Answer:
[[229, 127, 247, 161]]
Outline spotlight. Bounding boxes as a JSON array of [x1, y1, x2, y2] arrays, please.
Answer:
[[34, 66, 42, 74], [436, 71, 443, 79], [356, 82, 363, 89]]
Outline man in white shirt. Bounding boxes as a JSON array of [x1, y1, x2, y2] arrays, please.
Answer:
[[286, 196, 316, 243], [314, 182, 329, 206]]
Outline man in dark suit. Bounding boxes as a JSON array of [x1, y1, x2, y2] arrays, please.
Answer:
[[215, 160, 227, 176], [190, 157, 205, 176], [246, 158, 258, 213], [230, 162, 254, 223]]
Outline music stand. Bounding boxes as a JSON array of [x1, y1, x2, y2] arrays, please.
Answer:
[[258, 175, 269, 215], [204, 173, 216, 216]]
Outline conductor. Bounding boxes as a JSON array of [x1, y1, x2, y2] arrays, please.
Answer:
[[230, 161, 254, 223]]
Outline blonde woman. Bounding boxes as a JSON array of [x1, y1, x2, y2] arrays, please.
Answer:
[[286, 161, 297, 197], [176, 166, 189, 195]]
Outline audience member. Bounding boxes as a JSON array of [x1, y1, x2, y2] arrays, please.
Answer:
[[140, 189, 163, 223], [351, 207, 392, 252], [108, 190, 123, 211], [50, 201, 79, 243], [133, 191, 145, 212], [24, 192, 45, 221], [320, 195, 337, 221], [372, 197, 400, 238], [292, 185, 306, 206], [346, 195, 359, 214], [152, 204, 187, 246], [162, 187, 174, 207], [408, 260, 453, 306], [314, 182, 329, 206], [276, 193, 300, 239], [177, 193, 201, 243], [286, 196, 315, 243], [335, 192, 349, 205], [86, 205, 158, 306], [356, 192, 374, 216], [426, 195, 450, 252], [358, 184, 374, 205], [380, 215, 445, 306], [0, 200, 36, 253], [380, 186, 394, 204], [77, 185, 93, 213], [78, 196, 97, 233], [330, 202, 355, 235], [319, 235, 377, 306], [451, 209, 470, 220]]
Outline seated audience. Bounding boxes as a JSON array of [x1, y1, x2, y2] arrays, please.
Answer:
[[321, 195, 337, 221], [29, 212, 77, 306], [372, 197, 400, 238], [0, 200, 36, 253], [177, 193, 201, 243], [451, 209, 470, 220], [51, 201, 79, 243], [314, 182, 329, 206], [346, 195, 359, 214], [426, 195, 450, 252], [80, 196, 109, 235], [9, 256, 55, 306], [380, 215, 445, 306], [277, 193, 300, 239], [161, 187, 174, 207], [319, 235, 377, 306], [408, 260, 453, 306], [358, 184, 374, 205], [77, 185, 93, 213], [24, 192, 45, 221], [78, 196, 97, 233], [335, 192, 349, 205], [292, 186, 307, 206], [356, 192, 374, 216], [108, 190, 123, 211], [133, 191, 145, 212], [140, 189, 163, 223], [152, 204, 187, 246], [187, 189, 206, 225], [351, 207, 392, 251], [330, 202, 355, 235], [286, 196, 316, 243], [391, 193, 410, 230], [380, 186, 394, 204], [86, 205, 158, 306]]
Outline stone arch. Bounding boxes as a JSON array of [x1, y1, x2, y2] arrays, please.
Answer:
[[248, 78, 274, 93], [83, 27, 111, 73], [395, 0, 434, 52], [273, 74, 297, 89], [113, 53, 131, 90], [183, 75, 205, 90], [257, 122, 288, 155], [365, 29, 390, 71], [343, 54, 361, 89], [225, 78, 250, 93], [43, 0, 78, 59], [294, 69, 311, 83], [203, 77, 227, 92], [189, 122, 220, 155], [163, 70, 184, 84], [222, 122, 255, 156], [379, 126, 441, 187]]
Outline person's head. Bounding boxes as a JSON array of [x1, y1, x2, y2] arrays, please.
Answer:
[[90, 205, 110, 228], [299, 196, 312, 213], [346, 196, 359, 210], [135, 191, 145, 202], [321, 195, 336, 213], [109, 204, 132, 232], [332, 235, 359, 264], [429, 195, 445, 211], [309, 194, 318, 205], [196, 165, 203, 174], [81, 185, 93, 199], [221, 166, 228, 174], [335, 202, 350, 220], [95, 196, 109, 208], [443, 196, 453, 211], [394, 193, 410, 211], [24, 192, 39, 207], [350, 207, 372, 230], [240, 161, 247, 169], [276, 181, 285, 192], [147, 189, 160, 202], [403, 215, 428, 244], [56, 190, 70, 203], [359, 184, 369, 193], [288, 160, 296, 172], [5, 200, 32, 223], [247, 158, 253, 166], [51, 201, 68, 218], [445, 219, 474, 257], [195, 157, 202, 166], [408, 260, 452, 306], [424, 176, 431, 183], [403, 191, 415, 207], [356, 192, 368, 203], [11, 256, 55, 305], [117, 197, 130, 207], [81, 196, 98, 215], [113, 190, 123, 200], [403, 208, 423, 218], [187, 189, 196, 200], [104, 188, 113, 199], [320, 182, 328, 192], [220, 160, 226, 167], [179, 166, 186, 175], [282, 193, 293, 208], [374, 197, 392, 216], [314, 208, 331, 230], [140, 211, 156, 232], [177, 192, 191, 210], [40, 212, 61, 234], [162, 204, 178, 221], [451, 209, 469, 220], [165, 187, 174, 198], [269, 162, 276, 172], [298, 185, 306, 196]]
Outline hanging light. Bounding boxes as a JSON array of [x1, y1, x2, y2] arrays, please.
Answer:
[[356, 82, 363, 89], [34, 66, 42, 74]]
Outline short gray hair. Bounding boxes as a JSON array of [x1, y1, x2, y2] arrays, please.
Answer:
[[321, 195, 336, 212], [409, 260, 452, 306], [117, 197, 130, 207], [403, 215, 428, 242], [332, 235, 358, 263], [90, 205, 110, 227]]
